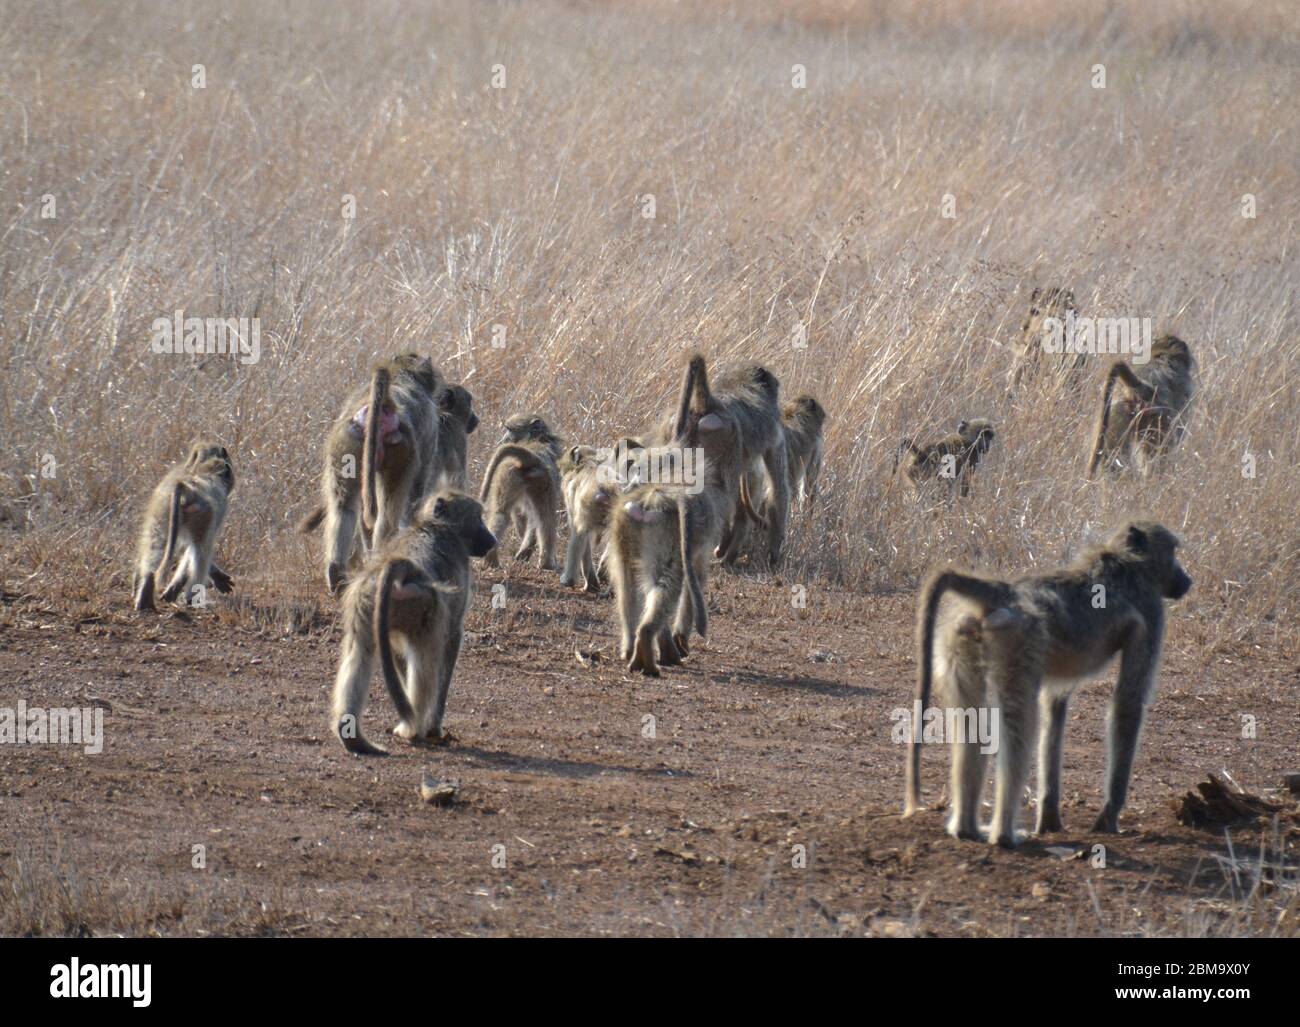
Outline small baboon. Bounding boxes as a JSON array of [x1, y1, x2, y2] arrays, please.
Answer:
[[301, 354, 443, 593], [559, 444, 615, 592], [904, 521, 1192, 848], [330, 490, 495, 755], [1088, 334, 1195, 477], [718, 393, 824, 564], [608, 355, 748, 675], [894, 419, 996, 498], [433, 383, 479, 489], [132, 440, 235, 612], [1008, 286, 1086, 394], [480, 415, 564, 570]]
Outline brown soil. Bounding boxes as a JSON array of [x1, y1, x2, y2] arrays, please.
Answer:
[[2, 567, 1297, 937]]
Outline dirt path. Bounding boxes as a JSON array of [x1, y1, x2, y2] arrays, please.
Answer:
[[2, 567, 1296, 936]]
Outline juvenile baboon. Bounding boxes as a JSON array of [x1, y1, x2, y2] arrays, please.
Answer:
[[1087, 334, 1195, 477], [301, 354, 442, 593], [480, 415, 564, 570], [132, 440, 235, 612], [608, 356, 748, 675], [904, 521, 1192, 848], [434, 383, 479, 489], [717, 394, 824, 564], [1008, 286, 1086, 394], [330, 490, 495, 755], [894, 418, 996, 498], [559, 444, 615, 592]]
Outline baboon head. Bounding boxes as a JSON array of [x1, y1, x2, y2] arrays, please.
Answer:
[[185, 440, 234, 491], [1111, 521, 1193, 601], [419, 491, 496, 558], [389, 352, 440, 393], [500, 413, 558, 448], [441, 384, 479, 434], [957, 418, 995, 455], [1021, 285, 1077, 344], [785, 394, 826, 431]]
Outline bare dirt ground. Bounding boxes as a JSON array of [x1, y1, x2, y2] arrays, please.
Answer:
[[2, 565, 1297, 937]]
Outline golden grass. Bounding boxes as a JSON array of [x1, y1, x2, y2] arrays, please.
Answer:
[[1, 0, 1296, 649]]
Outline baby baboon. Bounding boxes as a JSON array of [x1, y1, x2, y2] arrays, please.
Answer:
[[904, 521, 1192, 847], [894, 419, 996, 498], [302, 354, 442, 593], [559, 444, 615, 592], [1008, 286, 1086, 394], [1088, 334, 1195, 477], [433, 383, 479, 489], [132, 440, 235, 612], [717, 394, 824, 565], [330, 491, 495, 755], [480, 415, 564, 570], [608, 355, 747, 675]]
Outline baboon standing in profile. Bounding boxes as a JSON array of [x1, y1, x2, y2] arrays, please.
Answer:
[[479, 415, 564, 570], [433, 383, 479, 489], [1088, 334, 1196, 477], [301, 354, 442, 593], [1008, 286, 1086, 394], [894, 418, 996, 499], [132, 440, 235, 612], [609, 356, 748, 675], [904, 521, 1192, 848], [331, 491, 495, 755]]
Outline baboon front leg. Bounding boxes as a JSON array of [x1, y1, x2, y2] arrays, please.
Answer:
[[483, 508, 510, 568], [1094, 645, 1155, 833], [560, 530, 587, 588], [761, 443, 791, 569], [1035, 690, 1071, 834], [331, 633, 386, 755], [209, 562, 234, 594]]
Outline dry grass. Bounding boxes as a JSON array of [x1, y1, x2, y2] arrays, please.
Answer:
[[0, 0, 1296, 653]]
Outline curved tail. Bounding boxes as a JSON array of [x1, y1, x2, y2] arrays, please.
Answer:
[[373, 558, 420, 726], [298, 505, 325, 534], [736, 472, 767, 529], [480, 443, 549, 503], [155, 481, 185, 586], [905, 568, 1012, 815], [361, 367, 389, 533]]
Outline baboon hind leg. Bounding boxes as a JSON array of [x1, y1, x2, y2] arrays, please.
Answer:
[[1035, 690, 1071, 834]]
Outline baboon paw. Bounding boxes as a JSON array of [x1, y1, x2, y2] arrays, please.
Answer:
[[559, 573, 575, 587], [327, 565, 347, 594], [339, 732, 388, 757], [582, 580, 601, 594], [947, 822, 985, 842], [421, 726, 455, 745], [160, 586, 183, 603], [990, 831, 1022, 850], [672, 632, 690, 656], [392, 722, 418, 741], [1091, 811, 1120, 834], [1035, 812, 1064, 835], [540, 559, 559, 571]]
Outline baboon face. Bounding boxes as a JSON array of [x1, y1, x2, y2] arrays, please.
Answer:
[[957, 419, 995, 454], [1119, 522, 1193, 600], [501, 414, 553, 445], [421, 492, 497, 557], [443, 384, 478, 434], [1022, 286, 1076, 338]]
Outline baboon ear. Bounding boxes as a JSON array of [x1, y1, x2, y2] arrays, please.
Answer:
[[433, 497, 447, 517], [1126, 525, 1148, 553], [957, 420, 969, 434]]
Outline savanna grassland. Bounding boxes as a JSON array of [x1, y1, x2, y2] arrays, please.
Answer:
[[1, 0, 1297, 936]]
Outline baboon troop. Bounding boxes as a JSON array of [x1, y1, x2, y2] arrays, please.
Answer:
[[1088, 333, 1196, 477], [894, 418, 996, 498], [125, 281, 1201, 853], [906, 521, 1192, 847]]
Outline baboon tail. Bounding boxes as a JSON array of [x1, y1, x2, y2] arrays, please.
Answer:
[[374, 558, 419, 726], [361, 366, 389, 534], [905, 568, 1012, 815], [672, 354, 708, 441], [1088, 363, 1125, 477], [737, 472, 767, 529], [479, 444, 542, 504], [678, 495, 707, 639], [298, 505, 325, 534], [155, 481, 184, 584]]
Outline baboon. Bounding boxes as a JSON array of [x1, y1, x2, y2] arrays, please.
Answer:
[[132, 440, 235, 612], [1087, 334, 1195, 477], [608, 355, 748, 675], [717, 394, 825, 564], [330, 490, 495, 755], [479, 415, 564, 570], [301, 354, 442, 593], [904, 521, 1192, 848], [653, 360, 788, 569], [894, 419, 996, 498], [1008, 286, 1086, 394], [559, 444, 614, 592], [433, 383, 479, 489]]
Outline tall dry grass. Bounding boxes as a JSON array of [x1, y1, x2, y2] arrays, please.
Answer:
[[1, 0, 1296, 648]]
